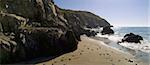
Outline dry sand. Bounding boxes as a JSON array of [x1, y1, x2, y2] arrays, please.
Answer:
[[37, 36, 148, 65]]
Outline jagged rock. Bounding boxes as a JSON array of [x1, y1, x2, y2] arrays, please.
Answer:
[[0, 34, 18, 63], [59, 31, 78, 52], [89, 31, 98, 36], [121, 33, 143, 43], [83, 30, 98, 37], [0, 0, 36, 19], [101, 26, 114, 35], [61, 9, 110, 40], [0, 13, 20, 33]]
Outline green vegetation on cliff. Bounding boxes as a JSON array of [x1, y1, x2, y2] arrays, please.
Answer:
[[60, 9, 111, 28]]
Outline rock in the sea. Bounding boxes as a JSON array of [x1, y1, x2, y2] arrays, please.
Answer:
[[84, 30, 98, 37], [101, 26, 114, 35], [121, 33, 143, 43]]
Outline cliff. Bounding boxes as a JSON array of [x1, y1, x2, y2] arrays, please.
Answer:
[[60, 9, 111, 28], [0, 0, 111, 64]]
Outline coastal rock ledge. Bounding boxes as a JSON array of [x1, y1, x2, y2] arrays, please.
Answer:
[[0, 0, 111, 64]]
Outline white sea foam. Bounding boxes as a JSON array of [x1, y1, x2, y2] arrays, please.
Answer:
[[119, 42, 150, 53], [96, 33, 150, 53], [96, 33, 122, 42]]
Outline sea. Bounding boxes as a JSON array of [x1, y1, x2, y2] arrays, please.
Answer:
[[94, 27, 150, 63]]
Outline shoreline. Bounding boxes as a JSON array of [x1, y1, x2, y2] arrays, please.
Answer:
[[36, 36, 148, 65], [92, 35, 150, 64]]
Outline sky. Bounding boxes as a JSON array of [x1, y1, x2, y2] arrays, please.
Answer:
[[54, 0, 149, 27]]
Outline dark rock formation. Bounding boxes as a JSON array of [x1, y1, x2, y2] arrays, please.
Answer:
[[83, 30, 98, 37], [121, 33, 143, 43], [101, 26, 114, 35], [59, 8, 110, 38], [0, 0, 112, 64]]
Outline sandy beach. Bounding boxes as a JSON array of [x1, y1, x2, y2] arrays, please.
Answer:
[[36, 36, 148, 65]]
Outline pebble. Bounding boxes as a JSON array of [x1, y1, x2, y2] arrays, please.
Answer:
[[128, 59, 133, 63], [68, 58, 71, 61]]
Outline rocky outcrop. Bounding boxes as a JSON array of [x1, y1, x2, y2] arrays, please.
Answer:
[[60, 9, 111, 28], [0, 0, 112, 64], [121, 33, 143, 43], [101, 26, 114, 35], [58, 8, 111, 39]]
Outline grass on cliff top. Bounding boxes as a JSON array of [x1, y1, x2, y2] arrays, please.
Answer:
[[59, 8, 104, 21]]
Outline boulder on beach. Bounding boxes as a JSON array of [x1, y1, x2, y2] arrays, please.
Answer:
[[121, 33, 143, 43], [101, 26, 114, 35]]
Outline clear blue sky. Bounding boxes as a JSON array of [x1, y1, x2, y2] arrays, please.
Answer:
[[54, 0, 149, 27]]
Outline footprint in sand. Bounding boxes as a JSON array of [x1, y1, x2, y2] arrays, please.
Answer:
[[111, 51, 113, 53], [97, 48, 99, 50], [71, 55, 75, 57], [125, 58, 128, 60], [106, 53, 109, 56], [61, 59, 64, 62], [118, 60, 121, 62], [99, 54, 102, 56], [112, 64, 115, 65], [103, 54, 105, 56], [54, 61, 57, 63], [110, 59, 113, 62], [68, 58, 71, 61], [81, 50, 84, 52], [91, 49, 94, 51], [99, 47, 101, 49], [79, 53, 82, 55]]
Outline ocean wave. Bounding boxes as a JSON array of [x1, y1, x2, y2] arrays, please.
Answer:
[[96, 33, 150, 53], [119, 42, 150, 53]]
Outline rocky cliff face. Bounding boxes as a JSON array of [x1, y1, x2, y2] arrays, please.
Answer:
[[0, 0, 111, 64], [60, 9, 111, 28]]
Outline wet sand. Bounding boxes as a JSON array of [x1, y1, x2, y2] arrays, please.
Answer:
[[37, 36, 148, 65]]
